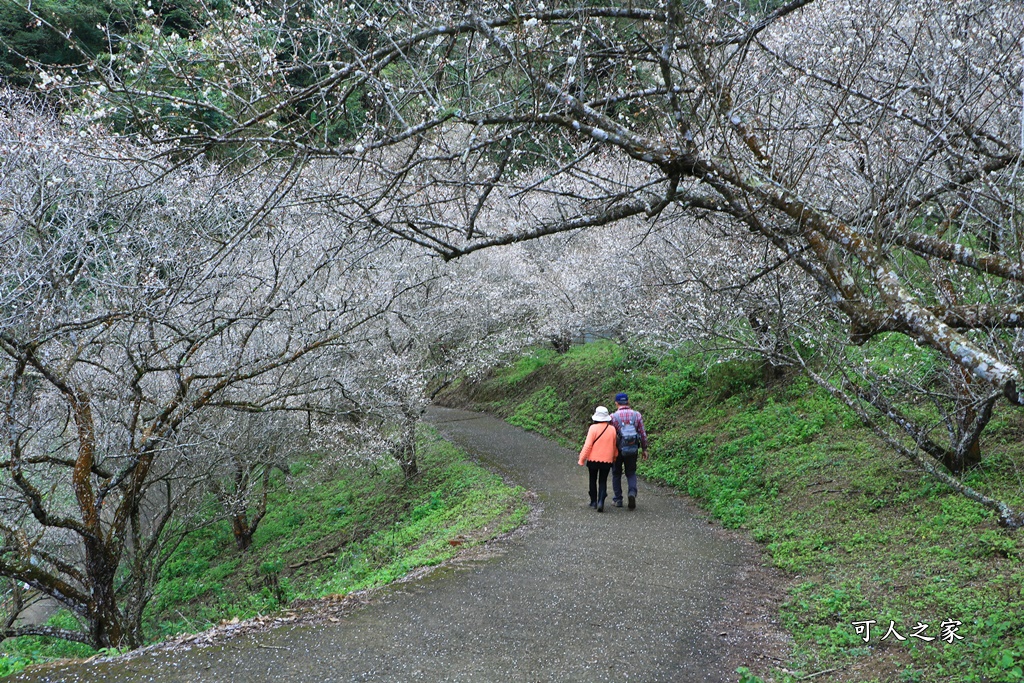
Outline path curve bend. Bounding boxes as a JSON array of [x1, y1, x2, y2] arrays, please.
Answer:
[[13, 407, 756, 683]]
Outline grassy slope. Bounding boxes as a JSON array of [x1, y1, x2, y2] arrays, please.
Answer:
[[439, 341, 1024, 683], [0, 425, 528, 677]]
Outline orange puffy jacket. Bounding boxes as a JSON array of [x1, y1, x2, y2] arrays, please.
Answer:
[[578, 422, 618, 465]]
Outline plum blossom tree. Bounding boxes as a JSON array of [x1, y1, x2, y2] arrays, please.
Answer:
[[454, 222, 650, 353], [34, 0, 1024, 525], [334, 245, 564, 477], [0, 94, 394, 646], [202, 411, 304, 552], [635, 215, 823, 379]]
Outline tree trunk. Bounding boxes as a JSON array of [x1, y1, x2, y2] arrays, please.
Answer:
[[550, 333, 572, 353], [396, 412, 419, 478], [942, 441, 979, 475], [231, 514, 255, 552], [936, 272, 985, 474], [963, 434, 982, 469], [83, 544, 135, 649], [941, 401, 982, 474], [219, 462, 272, 552], [746, 310, 787, 384]]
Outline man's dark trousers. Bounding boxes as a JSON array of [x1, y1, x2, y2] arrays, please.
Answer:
[[612, 454, 638, 505]]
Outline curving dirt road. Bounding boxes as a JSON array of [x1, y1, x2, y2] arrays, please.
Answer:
[[12, 407, 781, 683]]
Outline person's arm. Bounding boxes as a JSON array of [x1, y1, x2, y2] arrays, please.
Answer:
[[578, 426, 596, 465], [637, 413, 650, 460]]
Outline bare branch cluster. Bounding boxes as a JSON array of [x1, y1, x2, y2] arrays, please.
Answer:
[[0, 94, 402, 645]]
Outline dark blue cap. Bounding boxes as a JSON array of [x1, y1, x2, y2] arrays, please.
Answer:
[[615, 392, 628, 403]]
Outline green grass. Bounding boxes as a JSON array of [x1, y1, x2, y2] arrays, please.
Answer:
[[0, 425, 528, 676], [147, 425, 527, 638], [440, 341, 1024, 683], [507, 385, 570, 441], [500, 348, 559, 386], [0, 612, 95, 678]]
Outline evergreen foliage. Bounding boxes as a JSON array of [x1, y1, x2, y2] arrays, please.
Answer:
[[0, 0, 126, 85]]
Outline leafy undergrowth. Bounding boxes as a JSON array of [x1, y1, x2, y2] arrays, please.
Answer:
[[439, 341, 1024, 683], [0, 426, 528, 677], [0, 612, 95, 678]]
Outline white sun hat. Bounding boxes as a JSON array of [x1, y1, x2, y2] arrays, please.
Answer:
[[591, 406, 612, 422]]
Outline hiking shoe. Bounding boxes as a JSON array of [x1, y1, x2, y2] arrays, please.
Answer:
[[613, 500, 623, 507], [628, 495, 636, 510], [596, 500, 604, 512]]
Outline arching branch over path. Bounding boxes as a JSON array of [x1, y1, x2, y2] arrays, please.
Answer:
[[40, 0, 1024, 523]]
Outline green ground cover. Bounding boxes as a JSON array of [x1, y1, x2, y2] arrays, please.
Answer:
[[0, 426, 528, 677], [440, 341, 1024, 683]]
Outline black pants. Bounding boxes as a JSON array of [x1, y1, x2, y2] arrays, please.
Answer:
[[587, 461, 612, 504], [612, 454, 638, 503]]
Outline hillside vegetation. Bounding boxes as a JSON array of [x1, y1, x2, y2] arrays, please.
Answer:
[[0, 427, 528, 677], [439, 341, 1024, 683]]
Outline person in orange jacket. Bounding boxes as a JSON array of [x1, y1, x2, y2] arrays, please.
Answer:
[[578, 406, 618, 512]]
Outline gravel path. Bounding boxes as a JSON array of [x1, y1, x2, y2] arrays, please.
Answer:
[[12, 407, 766, 683]]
